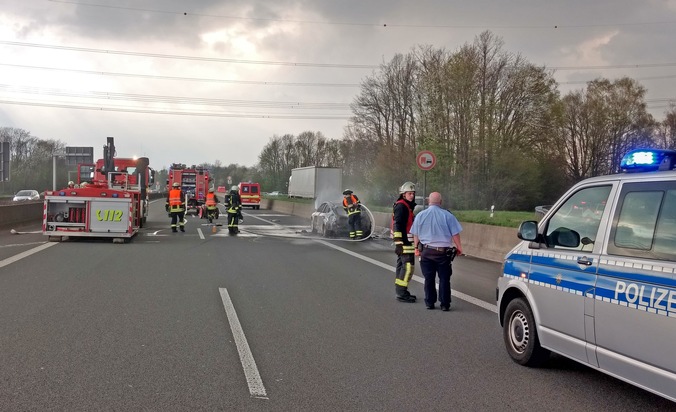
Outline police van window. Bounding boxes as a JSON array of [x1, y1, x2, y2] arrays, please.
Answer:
[[545, 185, 611, 250], [609, 186, 676, 261]]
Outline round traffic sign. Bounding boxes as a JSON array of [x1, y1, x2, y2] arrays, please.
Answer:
[[416, 150, 436, 171]]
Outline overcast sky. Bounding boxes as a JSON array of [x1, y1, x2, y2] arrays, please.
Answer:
[[2, 0, 676, 170]]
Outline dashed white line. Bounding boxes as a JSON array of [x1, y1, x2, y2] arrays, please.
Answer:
[[218, 287, 268, 399]]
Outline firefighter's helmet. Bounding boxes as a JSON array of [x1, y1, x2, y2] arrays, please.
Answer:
[[343, 189, 353, 196], [172, 182, 180, 188], [398, 181, 416, 194], [231, 185, 239, 192], [68, 181, 74, 187]]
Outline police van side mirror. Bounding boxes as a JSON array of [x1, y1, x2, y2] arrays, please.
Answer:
[[517, 221, 539, 241]]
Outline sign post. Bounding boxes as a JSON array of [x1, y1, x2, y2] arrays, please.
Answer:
[[416, 151, 436, 209]]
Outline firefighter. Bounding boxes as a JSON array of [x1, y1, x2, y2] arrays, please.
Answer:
[[204, 188, 220, 222], [393, 181, 417, 302], [67, 181, 76, 189], [224, 185, 242, 235], [342, 189, 363, 239], [166, 182, 186, 232]]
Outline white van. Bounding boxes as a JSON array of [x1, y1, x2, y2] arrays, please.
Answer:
[[497, 149, 676, 402]]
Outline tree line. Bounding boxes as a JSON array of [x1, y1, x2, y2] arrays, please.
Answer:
[[3, 31, 676, 210]]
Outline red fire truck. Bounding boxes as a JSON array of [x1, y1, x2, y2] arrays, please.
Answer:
[[42, 137, 155, 242], [167, 164, 212, 215], [238, 182, 261, 209]]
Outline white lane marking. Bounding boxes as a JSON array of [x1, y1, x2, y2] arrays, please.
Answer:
[[218, 288, 268, 399], [197, 228, 205, 240], [315, 240, 498, 313], [0, 241, 49, 249], [0, 242, 58, 269]]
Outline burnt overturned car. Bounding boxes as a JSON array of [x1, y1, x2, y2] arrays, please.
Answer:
[[310, 201, 373, 239]]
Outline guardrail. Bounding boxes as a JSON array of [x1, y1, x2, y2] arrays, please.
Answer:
[[262, 199, 518, 262]]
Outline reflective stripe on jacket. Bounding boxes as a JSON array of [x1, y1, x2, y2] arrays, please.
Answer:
[[343, 194, 361, 215]]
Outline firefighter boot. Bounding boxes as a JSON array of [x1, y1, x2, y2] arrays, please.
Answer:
[[180, 226, 185, 232], [396, 295, 417, 303]]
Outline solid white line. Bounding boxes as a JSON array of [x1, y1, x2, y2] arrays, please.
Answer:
[[315, 239, 498, 313], [197, 228, 205, 239], [0, 242, 58, 269], [218, 287, 268, 399]]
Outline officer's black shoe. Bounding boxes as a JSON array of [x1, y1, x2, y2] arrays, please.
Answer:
[[396, 295, 417, 303], [441, 306, 450, 312], [426, 305, 435, 310]]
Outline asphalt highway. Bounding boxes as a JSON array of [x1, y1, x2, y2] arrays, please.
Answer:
[[0, 201, 671, 410]]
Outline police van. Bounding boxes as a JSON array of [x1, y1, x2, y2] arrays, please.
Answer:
[[497, 149, 676, 402]]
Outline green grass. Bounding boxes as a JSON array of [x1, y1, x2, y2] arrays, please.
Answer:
[[451, 210, 535, 228]]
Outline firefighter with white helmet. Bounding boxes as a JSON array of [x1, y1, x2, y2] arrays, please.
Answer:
[[392, 181, 417, 302], [67, 181, 76, 189], [224, 185, 242, 235], [342, 189, 363, 239], [166, 181, 186, 232]]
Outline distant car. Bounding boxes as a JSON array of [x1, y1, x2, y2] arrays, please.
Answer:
[[311, 201, 350, 237], [12, 189, 40, 201], [217, 186, 226, 193], [269, 191, 282, 196]]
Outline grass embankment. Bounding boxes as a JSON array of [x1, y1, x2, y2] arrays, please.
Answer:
[[265, 196, 535, 228]]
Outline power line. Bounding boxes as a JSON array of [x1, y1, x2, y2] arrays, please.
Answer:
[[0, 84, 353, 110], [47, 0, 676, 30], [0, 40, 379, 69], [5, 40, 676, 72], [0, 63, 361, 88], [0, 99, 352, 120]]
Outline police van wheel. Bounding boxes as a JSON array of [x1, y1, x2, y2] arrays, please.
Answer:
[[503, 298, 550, 367]]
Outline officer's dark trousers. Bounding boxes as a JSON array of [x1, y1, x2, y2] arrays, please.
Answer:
[[420, 249, 453, 307]]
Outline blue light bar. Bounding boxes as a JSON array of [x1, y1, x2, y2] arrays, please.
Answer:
[[620, 149, 676, 172]]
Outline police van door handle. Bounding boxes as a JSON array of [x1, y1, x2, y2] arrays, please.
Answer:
[[577, 256, 593, 266]]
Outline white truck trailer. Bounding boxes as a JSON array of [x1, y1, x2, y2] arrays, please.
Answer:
[[288, 166, 342, 199]]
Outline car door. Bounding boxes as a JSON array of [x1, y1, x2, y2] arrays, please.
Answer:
[[529, 184, 614, 365], [593, 181, 676, 397]]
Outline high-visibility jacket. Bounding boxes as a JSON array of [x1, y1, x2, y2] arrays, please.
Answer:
[[168, 189, 185, 212], [343, 194, 361, 215], [206, 193, 218, 209]]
